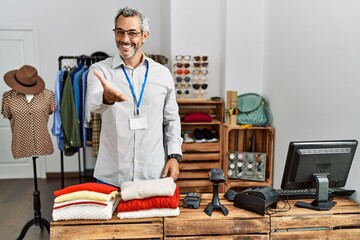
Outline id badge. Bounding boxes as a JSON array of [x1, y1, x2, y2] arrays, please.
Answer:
[[129, 116, 148, 130]]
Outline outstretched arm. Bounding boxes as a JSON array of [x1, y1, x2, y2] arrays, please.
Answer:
[[94, 69, 128, 104]]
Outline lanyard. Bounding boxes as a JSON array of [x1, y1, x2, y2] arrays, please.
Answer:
[[121, 62, 149, 116]]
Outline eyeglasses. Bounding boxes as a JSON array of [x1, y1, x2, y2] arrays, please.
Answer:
[[192, 69, 208, 75], [175, 76, 191, 83], [193, 56, 208, 62], [192, 83, 208, 90], [113, 28, 142, 39], [173, 63, 191, 68], [175, 69, 190, 75], [175, 55, 191, 61], [175, 83, 191, 89], [192, 76, 208, 82], [193, 62, 209, 68]]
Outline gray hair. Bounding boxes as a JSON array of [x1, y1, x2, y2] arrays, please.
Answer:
[[114, 7, 150, 33]]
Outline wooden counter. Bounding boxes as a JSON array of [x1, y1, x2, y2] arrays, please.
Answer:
[[50, 217, 163, 239], [270, 197, 360, 240], [50, 195, 360, 239], [164, 194, 270, 239]]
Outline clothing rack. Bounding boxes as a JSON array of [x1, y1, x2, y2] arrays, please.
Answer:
[[57, 54, 107, 188], [58, 55, 108, 70]]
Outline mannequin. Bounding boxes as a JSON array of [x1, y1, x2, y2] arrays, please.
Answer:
[[1, 65, 55, 240]]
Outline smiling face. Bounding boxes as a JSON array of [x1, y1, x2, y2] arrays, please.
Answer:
[[115, 15, 149, 67]]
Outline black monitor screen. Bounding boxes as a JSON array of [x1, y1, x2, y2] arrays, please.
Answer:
[[281, 139, 357, 210]]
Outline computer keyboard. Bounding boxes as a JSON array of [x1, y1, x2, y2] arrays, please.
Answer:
[[275, 189, 317, 200], [275, 188, 355, 200]]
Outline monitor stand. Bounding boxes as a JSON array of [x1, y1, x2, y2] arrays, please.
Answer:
[[295, 173, 337, 211]]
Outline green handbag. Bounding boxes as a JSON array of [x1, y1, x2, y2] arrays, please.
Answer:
[[236, 93, 273, 126]]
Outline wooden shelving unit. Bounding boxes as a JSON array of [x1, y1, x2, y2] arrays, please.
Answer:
[[222, 125, 275, 191], [176, 99, 224, 193]]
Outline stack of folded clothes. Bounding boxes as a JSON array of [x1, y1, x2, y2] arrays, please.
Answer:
[[117, 177, 180, 219], [52, 182, 119, 221]]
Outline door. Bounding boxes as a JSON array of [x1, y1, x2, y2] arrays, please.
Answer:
[[0, 25, 46, 178]]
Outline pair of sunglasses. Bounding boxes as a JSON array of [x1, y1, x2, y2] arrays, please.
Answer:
[[173, 63, 191, 68], [192, 83, 208, 90], [175, 69, 191, 75], [193, 56, 208, 62], [193, 62, 209, 68], [175, 76, 191, 83], [176, 89, 191, 95]]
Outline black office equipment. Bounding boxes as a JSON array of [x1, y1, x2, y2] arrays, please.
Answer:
[[275, 187, 355, 200], [281, 139, 358, 211], [183, 192, 202, 209], [234, 186, 278, 215], [224, 189, 238, 202], [204, 168, 229, 216]]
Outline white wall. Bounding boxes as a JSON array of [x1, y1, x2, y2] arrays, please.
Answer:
[[1, 0, 360, 203], [225, 0, 265, 94], [170, 0, 225, 99], [0, 0, 170, 172], [263, 0, 360, 203]]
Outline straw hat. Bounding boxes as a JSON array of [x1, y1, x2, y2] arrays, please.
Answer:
[[3, 65, 45, 94]]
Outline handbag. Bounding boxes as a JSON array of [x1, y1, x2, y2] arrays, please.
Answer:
[[236, 93, 273, 126]]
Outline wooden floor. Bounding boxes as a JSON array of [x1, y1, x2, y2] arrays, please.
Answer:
[[0, 177, 87, 240]]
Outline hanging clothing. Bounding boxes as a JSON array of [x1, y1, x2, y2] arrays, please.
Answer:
[[52, 69, 65, 151], [60, 70, 82, 156], [91, 112, 101, 157], [73, 64, 86, 145], [81, 68, 89, 148], [1, 89, 56, 159]]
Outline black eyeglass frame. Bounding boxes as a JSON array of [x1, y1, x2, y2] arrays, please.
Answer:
[[113, 28, 143, 39]]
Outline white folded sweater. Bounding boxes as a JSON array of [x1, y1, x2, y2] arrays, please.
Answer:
[[120, 177, 176, 201]]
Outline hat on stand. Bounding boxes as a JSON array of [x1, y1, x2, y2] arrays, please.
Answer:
[[3, 65, 45, 94]]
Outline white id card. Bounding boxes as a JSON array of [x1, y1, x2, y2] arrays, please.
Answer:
[[129, 116, 148, 130]]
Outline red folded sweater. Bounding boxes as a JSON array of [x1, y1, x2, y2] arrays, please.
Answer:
[[54, 182, 118, 197], [118, 186, 180, 212], [182, 113, 212, 122]]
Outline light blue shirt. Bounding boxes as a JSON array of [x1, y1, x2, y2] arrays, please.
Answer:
[[81, 69, 89, 147], [52, 69, 65, 151], [86, 54, 182, 187]]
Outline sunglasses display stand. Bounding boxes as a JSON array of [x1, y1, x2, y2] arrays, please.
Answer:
[[173, 55, 209, 100]]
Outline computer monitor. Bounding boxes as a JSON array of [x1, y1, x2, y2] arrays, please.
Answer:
[[281, 139, 358, 211]]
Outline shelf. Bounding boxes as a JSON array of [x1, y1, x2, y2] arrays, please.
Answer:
[[177, 99, 224, 193], [182, 142, 220, 152], [222, 125, 275, 191], [181, 119, 222, 125]]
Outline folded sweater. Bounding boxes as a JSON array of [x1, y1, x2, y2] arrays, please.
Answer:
[[118, 186, 179, 212], [117, 207, 180, 219], [53, 199, 116, 221], [120, 177, 176, 201], [54, 182, 118, 197], [54, 190, 118, 203]]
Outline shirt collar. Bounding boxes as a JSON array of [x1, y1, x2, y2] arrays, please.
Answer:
[[112, 53, 150, 69]]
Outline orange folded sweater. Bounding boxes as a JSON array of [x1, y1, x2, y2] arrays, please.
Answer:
[[54, 182, 118, 197]]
